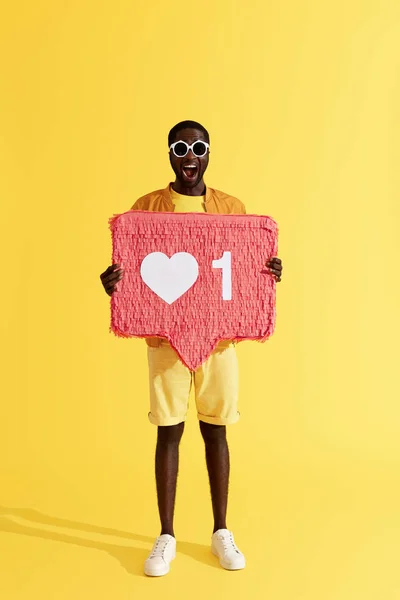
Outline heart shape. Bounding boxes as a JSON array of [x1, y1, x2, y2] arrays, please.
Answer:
[[140, 252, 199, 305]]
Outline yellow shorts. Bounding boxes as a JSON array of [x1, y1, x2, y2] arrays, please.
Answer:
[[146, 340, 240, 426]]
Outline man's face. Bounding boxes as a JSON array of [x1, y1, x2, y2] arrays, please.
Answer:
[[169, 128, 209, 188]]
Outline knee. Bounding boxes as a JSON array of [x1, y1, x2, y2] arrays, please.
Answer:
[[200, 421, 226, 444], [157, 422, 185, 446]]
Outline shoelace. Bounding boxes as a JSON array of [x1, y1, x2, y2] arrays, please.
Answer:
[[218, 533, 240, 554], [150, 538, 170, 559]]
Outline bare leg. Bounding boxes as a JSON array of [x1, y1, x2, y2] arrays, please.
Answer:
[[200, 421, 229, 533], [155, 422, 185, 537]]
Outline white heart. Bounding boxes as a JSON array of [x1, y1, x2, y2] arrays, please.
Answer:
[[140, 252, 199, 305]]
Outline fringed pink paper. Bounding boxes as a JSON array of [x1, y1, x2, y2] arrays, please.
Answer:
[[108, 211, 278, 370]]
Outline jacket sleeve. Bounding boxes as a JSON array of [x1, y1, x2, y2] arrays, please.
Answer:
[[131, 195, 152, 211], [130, 199, 141, 210], [237, 199, 246, 214]]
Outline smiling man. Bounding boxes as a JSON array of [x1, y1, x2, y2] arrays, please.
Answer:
[[100, 120, 283, 577]]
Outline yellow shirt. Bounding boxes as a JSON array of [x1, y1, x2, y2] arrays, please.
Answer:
[[131, 182, 246, 215], [170, 187, 205, 213]]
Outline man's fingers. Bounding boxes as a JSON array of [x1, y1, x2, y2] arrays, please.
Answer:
[[269, 267, 282, 281], [101, 264, 121, 279], [102, 269, 123, 285], [266, 257, 282, 266], [270, 270, 281, 282], [269, 265, 282, 274], [105, 279, 120, 294], [102, 276, 121, 290], [99, 264, 124, 295], [103, 265, 117, 276], [268, 258, 282, 267]]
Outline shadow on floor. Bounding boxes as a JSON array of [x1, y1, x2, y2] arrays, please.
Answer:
[[0, 506, 219, 576]]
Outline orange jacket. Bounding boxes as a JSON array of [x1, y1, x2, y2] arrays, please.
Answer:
[[131, 182, 246, 215], [130, 183, 246, 347]]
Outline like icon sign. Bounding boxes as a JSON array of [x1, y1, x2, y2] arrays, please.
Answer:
[[109, 211, 278, 370]]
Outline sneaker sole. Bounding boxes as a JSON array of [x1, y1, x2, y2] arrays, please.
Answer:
[[144, 553, 176, 577], [211, 547, 246, 570], [144, 565, 170, 577]]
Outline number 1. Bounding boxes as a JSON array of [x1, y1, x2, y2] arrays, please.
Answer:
[[212, 251, 232, 300]]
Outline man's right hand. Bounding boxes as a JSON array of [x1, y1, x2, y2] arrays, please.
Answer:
[[100, 264, 124, 296]]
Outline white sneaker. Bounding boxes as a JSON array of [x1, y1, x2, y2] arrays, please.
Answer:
[[144, 534, 176, 577], [211, 529, 246, 570]]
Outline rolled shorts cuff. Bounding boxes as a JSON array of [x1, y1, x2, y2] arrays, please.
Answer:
[[197, 411, 240, 426], [148, 412, 186, 426]]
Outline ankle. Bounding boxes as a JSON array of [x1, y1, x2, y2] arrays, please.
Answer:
[[161, 529, 175, 538], [213, 524, 227, 534]]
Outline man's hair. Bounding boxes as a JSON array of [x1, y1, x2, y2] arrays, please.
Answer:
[[168, 120, 210, 147]]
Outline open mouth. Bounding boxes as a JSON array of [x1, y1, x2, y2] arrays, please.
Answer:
[[182, 163, 199, 182]]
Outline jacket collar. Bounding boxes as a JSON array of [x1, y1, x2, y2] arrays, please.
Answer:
[[162, 183, 212, 209]]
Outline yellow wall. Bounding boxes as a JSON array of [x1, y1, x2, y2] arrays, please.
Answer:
[[1, 1, 399, 598]]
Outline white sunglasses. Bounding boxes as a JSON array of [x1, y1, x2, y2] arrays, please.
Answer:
[[169, 140, 210, 158]]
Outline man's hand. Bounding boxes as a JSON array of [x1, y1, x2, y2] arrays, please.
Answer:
[[100, 264, 124, 296], [266, 257, 282, 282]]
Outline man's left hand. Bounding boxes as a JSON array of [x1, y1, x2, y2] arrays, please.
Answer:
[[266, 257, 282, 282]]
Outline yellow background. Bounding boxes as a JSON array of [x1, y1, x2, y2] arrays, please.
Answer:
[[1, 1, 400, 598]]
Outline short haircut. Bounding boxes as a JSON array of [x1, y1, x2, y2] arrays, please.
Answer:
[[168, 120, 210, 147]]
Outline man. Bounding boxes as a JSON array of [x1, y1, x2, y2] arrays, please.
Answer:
[[100, 121, 283, 577]]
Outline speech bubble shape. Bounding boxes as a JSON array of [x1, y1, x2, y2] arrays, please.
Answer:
[[109, 211, 278, 371]]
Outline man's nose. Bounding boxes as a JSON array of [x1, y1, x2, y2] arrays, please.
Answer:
[[185, 148, 196, 161]]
